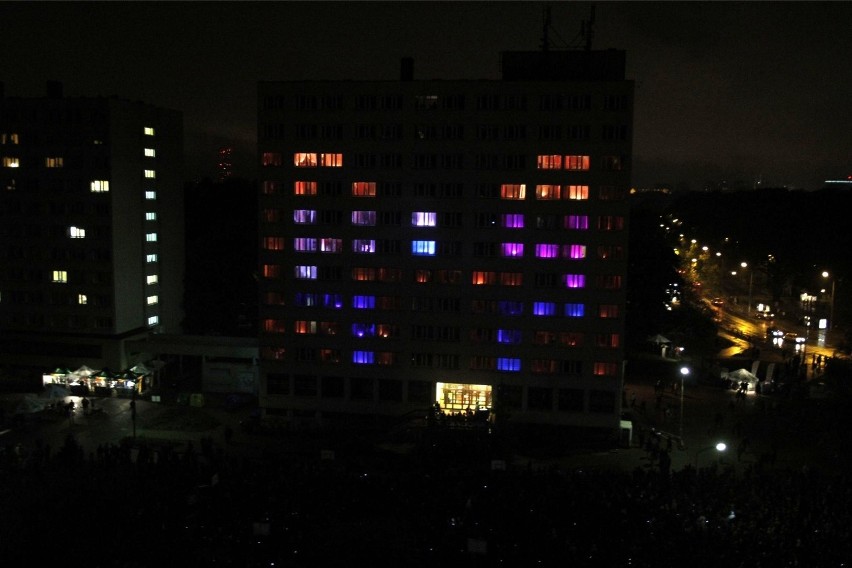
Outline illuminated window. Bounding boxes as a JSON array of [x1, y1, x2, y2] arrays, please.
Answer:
[[146, 254, 158, 263], [146, 275, 158, 285], [2, 157, 20, 168], [144, 169, 156, 179], [320, 294, 343, 309], [565, 155, 590, 170], [148, 316, 159, 326], [351, 210, 376, 225], [145, 212, 157, 221], [294, 181, 317, 196], [415, 269, 432, 283], [500, 243, 523, 257], [497, 357, 521, 372], [599, 304, 619, 318], [500, 184, 526, 200], [593, 362, 618, 377], [497, 329, 522, 344], [293, 238, 316, 252], [52, 270, 68, 283], [352, 267, 376, 281], [145, 191, 157, 200], [295, 265, 317, 279], [353, 351, 375, 364], [411, 240, 436, 256], [565, 244, 587, 259], [536, 155, 562, 169], [45, 157, 63, 168], [533, 302, 556, 316], [293, 209, 316, 224], [319, 153, 343, 167], [352, 295, 376, 309], [262, 264, 282, 278], [294, 152, 318, 167], [293, 292, 317, 307], [1, 133, 20, 144], [90, 180, 109, 193], [69, 226, 86, 239], [598, 275, 623, 290], [472, 271, 496, 285], [597, 216, 625, 231], [535, 184, 560, 200], [563, 274, 586, 288], [411, 212, 437, 227], [500, 272, 523, 286], [565, 215, 589, 230], [147, 295, 159, 305], [78, 294, 87, 305], [596, 333, 620, 348], [566, 185, 589, 200], [352, 182, 376, 197], [352, 323, 376, 337], [144, 127, 155, 136], [531, 359, 558, 374], [565, 303, 585, 317], [294, 320, 317, 334], [263, 319, 286, 334], [561, 332, 584, 347], [501, 214, 524, 229], [535, 244, 560, 259], [353, 239, 376, 253], [146, 233, 157, 242], [498, 301, 523, 316], [144, 148, 156, 157], [320, 238, 343, 253], [263, 237, 285, 250]]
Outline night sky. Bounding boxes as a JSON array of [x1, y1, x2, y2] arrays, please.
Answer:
[[2, 1, 850, 190]]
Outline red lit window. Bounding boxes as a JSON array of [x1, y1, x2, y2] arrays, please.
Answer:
[[565, 155, 590, 171], [294, 181, 317, 195]]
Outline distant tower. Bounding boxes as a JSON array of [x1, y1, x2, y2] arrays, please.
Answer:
[[217, 146, 234, 182]]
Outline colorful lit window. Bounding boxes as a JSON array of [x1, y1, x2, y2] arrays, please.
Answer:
[[321, 294, 344, 309], [497, 357, 521, 372], [352, 295, 376, 309], [352, 182, 376, 197], [593, 362, 618, 377], [319, 153, 343, 167], [565, 155, 590, 170], [320, 238, 343, 253], [565, 244, 587, 259], [500, 184, 526, 200], [563, 274, 586, 288], [535, 244, 560, 259], [501, 214, 524, 229], [596, 333, 620, 348], [500, 272, 523, 286], [566, 185, 589, 200], [295, 265, 317, 279], [353, 350, 375, 364], [294, 293, 317, 307], [498, 301, 523, 315], [90, 180, 109, 193], [411, 212, 437, 227], [263, 237, 285, 250], [565, 303, 586, 317], [353, 239, 376, 253], [535, 184, 560, 200], [561, 332, 584, 347], [352, 323, 376, 337], [599, 304, 620, 318], [415, 269, 432, 283], [352, 210, 376, 225], [293, 238, 317, 252], [293, 209, 316, 224], [536, 154, 562, 169], [294, 321, 317, 334], [500, 243, 524, 257], [411, 240, 436, 256], [294, 181, 317, 195], [352, 267, 376, 281], [565, 215, 589, 230], [472, 271, 496, 285], [294, 152, 317, 167], [533, 302, 556, 316], [497, 329, 522, 344]]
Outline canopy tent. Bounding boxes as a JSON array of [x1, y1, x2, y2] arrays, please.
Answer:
[[725, 368, 760, 391], [647, 334, 672, 345]]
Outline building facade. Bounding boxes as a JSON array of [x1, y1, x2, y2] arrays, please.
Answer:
[[0, 82, 184, 376], [257, 51, 633, 434]]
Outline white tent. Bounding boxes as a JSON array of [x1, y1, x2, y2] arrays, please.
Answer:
[[647, 334, 672, 345], [725, 368, 760, 391]]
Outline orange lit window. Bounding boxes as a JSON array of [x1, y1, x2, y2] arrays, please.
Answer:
[[500, 272, 523, 286], [565, 155, 590, 171], [596, 333, 620, 348], [593, 362, 618, 376], [352, 267, 376, 281], [599, 304, 620, 318], [500, 184, 526, 200], [415, 269, 432, 283], [536, 154, 562, 169], [262, 264, 282, 278], [294, 320, 317, 334], [560, 332, 584, 347], [262, 152, 282, 166], [294, 181, 317, 196], [352, 182, 376, 197], [320, 153, 343, 167], [294, 152, 317, 167], [472, 271, 496, 285], [263, 237, 285, 251], [535, 184, 560, 200], [565, 185, 589, 200]]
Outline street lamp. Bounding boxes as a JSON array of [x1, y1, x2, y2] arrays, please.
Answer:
[[822, 271, 836, 332], [741, 262, 753, 315], [694, 441, 727, 469], [679, 366, 689, 444]]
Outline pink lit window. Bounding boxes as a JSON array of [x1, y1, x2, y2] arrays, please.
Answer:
[[565, 155, 590, 170], [352, 182, 376, 197], [294, 181, 317, 195], [536, 155, 562, 169], [565, 215, 589, 230], [293, 153, 317, 167], [563, 274, 585, 288], [564, 244, 587, 259], [319, 153, 343, 167], [501, 214, 524, 228], [500, 243, 524, 257], [535, 244, 560, 259], [535, 184, 560, 200], [500, 184, 526, 200], [566, 185, 589, 200]]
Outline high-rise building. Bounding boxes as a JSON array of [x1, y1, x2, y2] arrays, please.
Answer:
[[0, 82, 184, 375], [257, 51, 632, 435]]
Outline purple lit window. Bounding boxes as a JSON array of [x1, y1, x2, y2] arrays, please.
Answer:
[[565, 215, 589, 230], [353, 239, 376, 253], [295, 265, 317, 279], [500, 243, 524, 257], [352, 295, 376, 309], [501, 214, 524, 229], [293, 210, 316, 224], [321, 293, 344, 309], [411, 212, 437, 227], [351, 323, 376, 337], [565, 244, 587, 259], [565, 303, 585, 317], [293, 238, 317, 252], [535, 244, 559, 259], [351, 211, 376, 226], [320, 238, 343, 253], [352, 350, 375, 364], [533, 302, 557, 316], [497, 329, 522, 344], [563, 274, 586, 288], [497, 357, 521, 372]]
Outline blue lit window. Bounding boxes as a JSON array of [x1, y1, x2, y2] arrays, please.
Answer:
[[411, 212, 437, 227], [353, 350, 375, 364], [533, 302, 557, 316], [321, 293, 344, 308], [353, 239, 376, 253], [498, 301, 524, 316], [563, 274, 586, 288], [294, 292, 318, 307], [411, 240, 436, 256], [497, 329, 522, 344], [295, 265, 317, 279], [352, 295, 376, 309], [293, 210, 316, 224], [497, 357, 521, 372], [565, 303, 585, 317], [351, 323, 376, 337]]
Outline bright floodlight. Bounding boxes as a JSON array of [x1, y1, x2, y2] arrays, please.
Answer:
[[680, 367, 690, 376], [822, 271, 830, 278], [716, 442, 727, 452]]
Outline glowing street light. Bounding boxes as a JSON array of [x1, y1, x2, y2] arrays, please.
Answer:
[[694, 441, 727, 469], [679, 366, 689, 444], [822, 271, 836, 332], [741, 262, 753, 315]]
